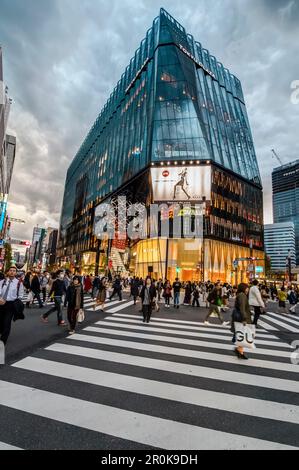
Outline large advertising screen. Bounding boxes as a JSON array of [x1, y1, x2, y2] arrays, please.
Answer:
[[151, 166, 211, 202]]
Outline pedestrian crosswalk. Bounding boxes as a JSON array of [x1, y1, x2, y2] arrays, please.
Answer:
[[257, 311, 299, 334], [21, 293, 128, 309], [0, 307, 298, 450]]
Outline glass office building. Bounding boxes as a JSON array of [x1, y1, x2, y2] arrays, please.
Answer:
[[272, 160, 299, 265], [58, 8, 264, 281]]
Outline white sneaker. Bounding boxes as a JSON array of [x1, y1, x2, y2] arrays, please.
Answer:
[[204, 321, 211, 325], [222, 321, 230, 327]]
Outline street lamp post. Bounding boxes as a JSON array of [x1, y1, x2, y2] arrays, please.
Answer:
[[286, 249, 292, 283]]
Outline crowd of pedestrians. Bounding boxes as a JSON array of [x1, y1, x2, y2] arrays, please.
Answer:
[[1, 265, 298, 356]]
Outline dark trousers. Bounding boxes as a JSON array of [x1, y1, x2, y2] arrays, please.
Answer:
[[205, 304, 224, 322], [32, 291, 43, 308], [142, 304, 152, 322], [110, 289, 122, 301], [253, 306, 262, 325], [67, 307, 79, 331], [44, 296, 63, 323], [165, 296, 170, 305], [192, 298, 199, 307], [0, 302, 15, 344], [41, 287, 47, 303]]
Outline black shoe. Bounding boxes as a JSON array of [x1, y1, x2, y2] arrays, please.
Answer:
[[234, 348, 240, 358], [239, 353, 249, 360], [142, 319, 145, 323]]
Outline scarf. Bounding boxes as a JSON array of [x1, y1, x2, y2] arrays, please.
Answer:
[[75, 285, 81, 310]]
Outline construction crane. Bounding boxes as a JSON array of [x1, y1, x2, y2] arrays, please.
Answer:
[[271, 149, 283, 166], [8, 217, 26, 224]]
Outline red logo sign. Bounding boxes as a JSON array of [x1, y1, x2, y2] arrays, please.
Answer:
[[162, 170, 169, 177]]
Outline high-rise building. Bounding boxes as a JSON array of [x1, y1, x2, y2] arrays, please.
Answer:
[[46, 228, 58, 266], [31, 226, 43, 245], [264, 222, 296, 273], [0, 47, 13, 197], [4, 134, 16, 195], [272, 160, 299, 265], [0, 47, 15, 241], [58, 8, 264, 281]]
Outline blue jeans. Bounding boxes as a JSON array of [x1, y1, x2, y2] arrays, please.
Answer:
[[174, 292, 180, 306]]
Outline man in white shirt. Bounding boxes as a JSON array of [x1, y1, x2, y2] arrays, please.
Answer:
[[249, 279, 265, 326], [0, 266, 24, 344]]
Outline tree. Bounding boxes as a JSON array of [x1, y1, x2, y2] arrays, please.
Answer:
[[4, 243, 12, 271]]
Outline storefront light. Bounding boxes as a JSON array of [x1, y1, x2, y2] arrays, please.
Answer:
[[174, 161, 178, 165], [196, 161, 200, 164], [160, 162, 164, 166], [167, 162, 170, 165]]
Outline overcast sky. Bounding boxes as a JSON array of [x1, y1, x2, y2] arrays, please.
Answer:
[[1, 0, 298, 241]]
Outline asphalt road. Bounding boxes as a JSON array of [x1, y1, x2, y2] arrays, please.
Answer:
[[0, 295, 298, 450]]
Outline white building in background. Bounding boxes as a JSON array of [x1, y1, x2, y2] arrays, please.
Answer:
[[264, 222, 296, 272]]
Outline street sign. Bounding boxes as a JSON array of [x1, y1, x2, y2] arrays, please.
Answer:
[[233, 260, 238, 268], [255, 266, 264, 273], [9, 239, 30, 246]]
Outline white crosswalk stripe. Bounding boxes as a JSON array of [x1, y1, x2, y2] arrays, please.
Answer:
[[1, 310, 299, 449], [13, 356, 299, 424], [260, 312, 299, 333], [0, 441, 22, 450], [104, 314, 284, 340]]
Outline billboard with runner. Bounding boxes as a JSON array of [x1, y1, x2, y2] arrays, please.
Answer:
[[151, 166, 211, 202]]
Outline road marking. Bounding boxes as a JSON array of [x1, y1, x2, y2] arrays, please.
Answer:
[[257, 319, 279, 331], [109, 314, 279, 339], [46, 342, 299, 393], [264, 314, 299, 333], [0, 380, 295, 450], [13, 356, 299, 425], [85, 300, 123, 312], [67, 334, 299, 373], [266, 311, 299, 327], [0, 441, 22, 450], [83, 326, 292, 358], [94, 320, 292, 349], [105, 301, 135, 313]]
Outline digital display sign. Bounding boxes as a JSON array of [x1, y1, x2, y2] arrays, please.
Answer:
[[151, 166, 211, 202]]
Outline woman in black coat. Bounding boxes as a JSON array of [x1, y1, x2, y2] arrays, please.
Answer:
[[184, 281, 192, 305], [66, 276, 84, 334], [130, 277, 140, 305]]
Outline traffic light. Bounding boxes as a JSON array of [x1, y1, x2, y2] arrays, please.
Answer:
[[176, 266, 180, 274]]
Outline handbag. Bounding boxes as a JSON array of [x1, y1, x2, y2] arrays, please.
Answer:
[[13, 282, 25, 321], [231, 307, 242, 323], [77, 309, 85, 323], [234, 322, 256, 349], [13, 299, 25, 321]]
